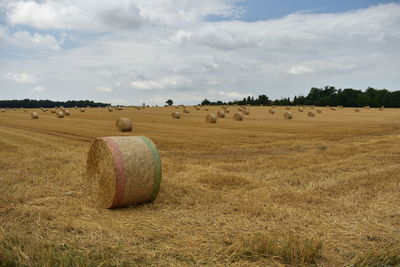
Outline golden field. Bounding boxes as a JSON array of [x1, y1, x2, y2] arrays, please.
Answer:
[[0, 106, 399, 266]]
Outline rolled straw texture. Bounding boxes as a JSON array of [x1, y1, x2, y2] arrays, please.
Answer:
[[116, 118, 133, 132], [284, 112, 293, 119], [171, 111, 180, 119], [31, 112, 39, 119], [86, 136, 162, 208], [217, 111, 225, 118], [206, 114, 217, 123], [233, 113, 243, 121]]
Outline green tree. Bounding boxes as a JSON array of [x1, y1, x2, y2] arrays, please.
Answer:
[[166, 99, 173, 106]]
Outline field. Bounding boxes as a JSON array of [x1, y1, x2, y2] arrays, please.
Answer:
[[0, 106, 399, 266]]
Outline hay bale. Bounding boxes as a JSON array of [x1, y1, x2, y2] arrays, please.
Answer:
[[116, 118, 133, 132], [317, 109, 322, 113], [51, 109, 56, 113], [330, 107, 336, 111], [1, 109, 5, 113], [206, 114, 217, 123], [80, 108, 86, 112], [65, 110, 71, 116], [108, 107, 113, 112], [355, 108, 360, 112], [298, 108, 304, 112], [171, 111, 180, 119], [307, 112, 315, 117], [204, 108, 209, 111], [195, 106, 200, 110], [233, 113, 243, 121], [242, 109, 250, 115], [269, 109, 275, 114], [183, 108, 190, 113], [31, 112, 39, 119], [285, 107, 291, 110], [284, 112, 293, 120], [379, 106, 384, 111], [86, 136, 162, 208], [238, 107, 243, 111], [56, 111, 64, 118], [217, 110, 225, 118]]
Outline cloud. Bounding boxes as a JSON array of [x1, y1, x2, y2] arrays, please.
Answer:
[[5, 72, 38, 83], [1, 3, 399, 104], [287, 66, 315, 75], [12, 31, 61, 50], [32, 86, 45, 92], [131, 76, 192, 90], [97, 86, 113, 93]]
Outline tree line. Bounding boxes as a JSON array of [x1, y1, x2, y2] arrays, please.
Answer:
[[201, 86, 400, 107], [0, 99, 110, 108]]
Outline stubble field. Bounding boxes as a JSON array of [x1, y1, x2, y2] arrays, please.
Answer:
[[0, 106, 399, 266]]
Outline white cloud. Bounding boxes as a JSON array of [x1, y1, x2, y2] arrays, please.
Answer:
[[287, 66, 315, 75], [5, 72, 38, 83], [131, 76, 192, 90], [32, 86, 45, 92], [12, 31, 61, 50], [97, 86, 113, 92]]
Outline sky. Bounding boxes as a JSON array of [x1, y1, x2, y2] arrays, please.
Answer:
[[0, 0, 399, 105]]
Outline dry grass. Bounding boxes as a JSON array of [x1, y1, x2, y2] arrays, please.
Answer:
[[0, 106, 399, 266]]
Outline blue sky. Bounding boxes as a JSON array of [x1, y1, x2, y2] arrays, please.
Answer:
[[1, 1, 399, 104], [239, 0, 400, 20]]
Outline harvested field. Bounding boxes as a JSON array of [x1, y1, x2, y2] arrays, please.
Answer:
[[0, 106, 399, 266]]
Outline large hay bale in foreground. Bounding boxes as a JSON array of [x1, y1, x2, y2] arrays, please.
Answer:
[[56, 111, 64, 118], [233, 113, 243, 121], [86, 136, 162, 208], [31, 112, 39, 119], [116, 118, 133, 132], [284, 112, 293, 120], [217, 110, 225, 118], [171, 111, 180, 119], [206, 114, 217, 123], [307, 112, 315, 117]]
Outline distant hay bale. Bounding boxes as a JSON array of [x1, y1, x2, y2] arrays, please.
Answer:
[[1, 109, 5, 113], [204, 108, 209, 111], [330, 107, 336, 111], [238, 107, 243, 111], [206, 114, 217, 123], [80, 108, 86, 112], [51, 109, 56, 113], [217, 110, 225, 118], [31, 112, 39, 119], [364, 106, 370, 109], [317, 109, 322, 113], [195, 106, 200, 110], [284, 112, 293, 120], [65, 110, 70, 116], [183, 108, 190, 113], [307, 112, 315, 117], [171, 111, 180, 119], [379, 106, 384, 111], [285, 107, 290, 110], [116, 118, 133, 132], [74, 106, 78, 109], [233, 113, 243, 121], [56, 111, 64, 118], [86, 136, 162, 208], [298, 108, 304, 112], [242, 109, 250, 115], [355, 108, 360, 112], [108, 107, 113, 112], [24, 109, 27, 112], [269, 109, 275, 114]]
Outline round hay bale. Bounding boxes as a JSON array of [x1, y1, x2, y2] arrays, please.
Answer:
[[0, 109, 5, 113], [330, 107, 336, 111], [56, 111, 64, 118], [284, 112, 293, 120], [183, 108, 190, 113], [285, 107, 291, 110], [108, 107, 113, 112], [307, 112, 315, 117], [355, 108, 360, 112], [206, 114, 217, 123], [233, 113, 243, 121], [204, 108, 209, 111], [80, 108, 86, 112], [31, 112, 39, 119], [86, 136, 162, 208], [217, 110, 225, 118], [242, 109, 250, 115], [269, 109, 275, 114], [238, 107, 243, 112], [24, 109, 27, 112], [379, 106, 384, 111], [65, 110, 71, 116], [317, 109, 322, 113], [195, 106, 200, 110], [51, 109, 56, 113], [171, 111, 180, 119], [116, 118, 133, 132], [298, 108, 304, 112]]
